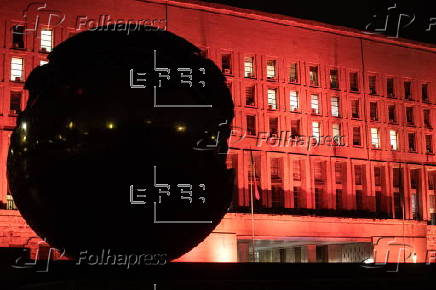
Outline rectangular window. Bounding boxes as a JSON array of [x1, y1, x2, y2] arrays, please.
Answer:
[[354, 165, 363, 185], [394, 192, 403, 219], [40, 29, 53, 52], [12, 25, 25, 49], [271, 185, 284, 208], [271, 158, 282, 181], [289, 63, 298, 83], [10, 57, 23, 81], [390, 130, 398, 150], [290, 91, 299, 111], [314, 161, 324, 184], [351, 100, 360, 119], [245, 85, 255, 106], [266, 60, 276, 79], [9, 91, 22, 114], [311, 94, 320, 114], [393, 168, 402, 188], [335, 162, 343, 185], [350, 72, 359, 92], [371, 128, 380, 148], [244, 56, 255, 78], [291, 120, 300, 137], [374, 167, 382, 186], [330, 69, 339, 89], [269, 117, 279, 136], [426, 135, 433, 153], [369, 75, 377, 95], [408, 133, 416, 152], [332, 123, 340, 139], [375, 191, 383, 213], [424, 109, 432, 128], [246, 115, 256, 136], [388, 105, 397, 123], [336, 189, 343, 210], [315, 188, 323, 209], [387, 78, 395, 98], [422, 84, 429, 102], [221, 53, 232, 74], [309, 66, 319, 87], [331, 96, 339, 117], [267, 89, 278, 109], [293, 160, 301, 181], [370, 102, 378, 121], [406, 107, 414, 125], [312, 122, 320, 142], [353, 127, 361, 146], [404, 81, 412, 100], [356, 190, 364, 210], [293, 186, 301, 209]]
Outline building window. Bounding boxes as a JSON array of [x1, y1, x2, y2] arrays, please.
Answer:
[[10, 57, 23, 81], [374, 167, 382, 186], [369, 75, 377, 95], [271, 185, 284, 208], [293, 186, 301, 209], [370, 102, 378, 121], [331, 96, 339, 117], [312, 121, 320, 142], [351, 100, 360, 119], [388, 105, 397, 123], [354, 165, 364, 185], [370, 128, 380, 148], [293, 160, 301, 181], [12, 25, 25, 49], [311, 94, 320, 114], [290, 90, 299, 112], [309, 66, 319, 87], [404, 81, 412, 100], [244, 56, 255, 78], [408, 133, 416, 152], [393, 168, 402, 187], [40, 29, 53, 52], [422, 83, 429, 103], [353, 127, 361, 146], [221, 53, 232, 74], [335, 162, 344, 184], [406, 107, 414, 125], [387, 78, 395, 98], [245, 85, 255, 106], [336, 189, 343, 210], [313, 161, 325, 184], [291, 120, 300, 137], [269, 117, 279, 136], [267, 88, 278, 109], [356, 190, 364, 210], [315, 188, 323, 209], [424, 109, 432, 128], [329, 69, 339, 89], [426, 135, 433, 154], [390, 130, 398, 150], [332, 123, 341, 140], [9, 91, 22, 114], [246, 115, 256, 136], [266, 60, 277, 80], [375, 191, 383, 214], [350, 72, 359, 92], [289, 63, 298, 83], [271, 158, 282, 182]]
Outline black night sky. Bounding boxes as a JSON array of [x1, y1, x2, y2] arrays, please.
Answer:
[[201, 0, 436, 45]]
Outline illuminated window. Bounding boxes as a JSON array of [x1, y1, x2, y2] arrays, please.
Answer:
[[40, 29, 53, 52], [309, 66, 319, 86], [370, 102, 378, 121], [332, 123, 340, 139], [426, 135, 433, 153], [269, 117, 279, 136], [369, 75, 377, 95], [353, 127, 361, 146], [245, 85, 255, 106], [40, 60, 48, 66], [221, 53, 232, 74], [311, 94, 320, 114], [267, 88, 277, 109], [404, 81, 412, 100], [289, 63, 298, 83], [387, 78, 395, 98], [350, 72, 359, 92], [12, 25, 25, 49], [244, 56, 255, 78], [331, 96, 339, 117], [388, 105, 397, 123], [290, 90, 299, 111], [408, 133, 416, 152], [422, 83, 429, 102], [266, 60, 276, 79], [351, 100, 359, 118], [390, 130, 398, 150], [312, 121, 320, 142], [9, 91, 22, 114], [330, 69, 339, 89], [424, 109, 432, 128], [10, 57, 23, 81], [370, 128, 380, 148], [406, 107, 414, 125], [246, 115, 256, 136]]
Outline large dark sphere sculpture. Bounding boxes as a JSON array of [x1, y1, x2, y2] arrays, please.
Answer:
[[7, 25, 234, 261]]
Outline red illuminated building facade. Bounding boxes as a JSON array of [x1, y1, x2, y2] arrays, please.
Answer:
[[1, 0, 436, 263]]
